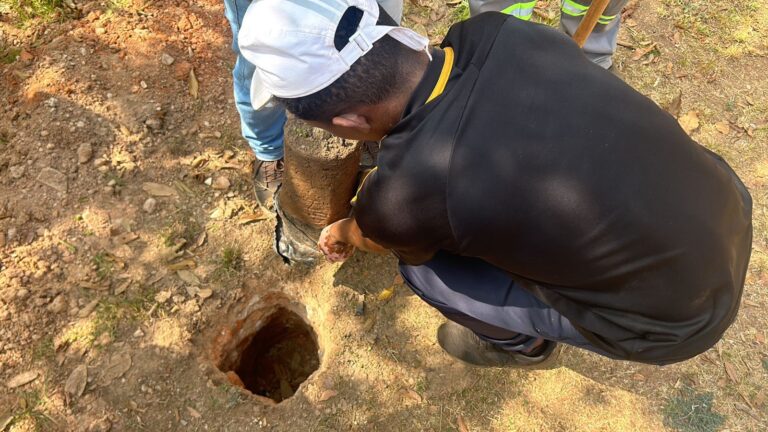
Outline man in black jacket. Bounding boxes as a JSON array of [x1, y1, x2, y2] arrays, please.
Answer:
[[239, 0, 753, 367]]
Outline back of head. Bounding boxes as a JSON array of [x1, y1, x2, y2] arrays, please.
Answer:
[[275, 9, 424, 123]]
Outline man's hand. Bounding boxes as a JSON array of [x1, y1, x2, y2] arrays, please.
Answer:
[[318, 222, 355, 263], [317, 218, 388, 263]]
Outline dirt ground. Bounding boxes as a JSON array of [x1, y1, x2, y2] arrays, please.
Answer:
[[0, 0, 766, 431]]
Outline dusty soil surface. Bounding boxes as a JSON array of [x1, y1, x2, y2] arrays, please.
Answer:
[[0, 1, 766, 431]]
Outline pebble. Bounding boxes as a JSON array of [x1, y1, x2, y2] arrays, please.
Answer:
[[76, 120, 85, 128], [140, 80, 148, 89], [16, 288, 30, 299], [36, 167, 68, 193], [143, 198, 157, 214], [10, 165, 25, 179], [77, 143, 94, 164], [212, 176, 230, 190], [161, 53, 175, 65], [95, 27, 106, 35], [97, 165, 110, 173], [133, 329, 145, 338]]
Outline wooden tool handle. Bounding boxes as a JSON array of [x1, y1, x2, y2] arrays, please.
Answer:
[[572, 0, 612, 47]]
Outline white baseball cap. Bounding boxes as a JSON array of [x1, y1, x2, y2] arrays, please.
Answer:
[[238, 0, 431, 109]]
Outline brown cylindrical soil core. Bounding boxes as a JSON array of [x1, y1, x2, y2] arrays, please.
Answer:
[[278, 121, 362, 229]]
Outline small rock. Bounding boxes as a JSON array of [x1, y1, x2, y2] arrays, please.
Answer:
[[76, 120, 85, 128], [40, 130, 49, 137], [37, 167, 68, 192], [142, 198, 157, 214], [97, 165, 110, 173], [212, 176, 230, 190], [133, 328, 145, 338], [145, 114, 163, 131], [93, 157, 108, 167], [197, 288, 213, 300], [204, 177, 213, 186], [10, 165, 25, 179], [161, 53, 175, 65], [16, 288, 30, 299], [47, 295, 67, 314], [140, 80, 148, 89], [77, 143, 93, 164], [95, 27, 106, 35], [7, 371, 39, 388], [173, 61, 192, 80], [354, 294, 365, 316]]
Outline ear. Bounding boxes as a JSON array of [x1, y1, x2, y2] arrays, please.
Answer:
[[331, 113, 371, 133]]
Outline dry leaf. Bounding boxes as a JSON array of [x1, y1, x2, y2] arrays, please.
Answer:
[[100, 352, 132, 385], [318, 389, 337, 401], [723, 361, 738, 383], [191, 231, 207, 250], [7, 371, 39, 389], [142, 182, 176, 197], [166, 259, 197, 271], [665, 91, 682, 118], [678, 111, 700, 134], [237, 211, 269, 225], [457, 416, 470, 432], [404, 389, 423, 403], [1, 414, 13, 431], [377, 286, 395, 301], [187, 407, 201, 418], [632, 43, 657, 61], [197, 288, 213, 299], [177, 270, 201, 285], [65, 365, 88, 400], [714, 121, 731, 134], [189, 69, 199, 99]]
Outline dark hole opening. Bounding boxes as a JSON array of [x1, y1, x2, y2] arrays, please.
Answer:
[[233, 307, 320, 403]]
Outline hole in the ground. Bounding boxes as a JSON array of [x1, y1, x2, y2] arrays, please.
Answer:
[[219, 307, 320, 403]]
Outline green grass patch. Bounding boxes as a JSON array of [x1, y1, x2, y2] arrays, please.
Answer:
[[7, 387, 55, 431], [663, 386, 726, 432], [219, 246, 244, 273], [7, 0, 67, 25], [91, 251, 115, 281], [31, 335, 55, 363], [453, 0, 470, 22], [1, 46, 21, 64]]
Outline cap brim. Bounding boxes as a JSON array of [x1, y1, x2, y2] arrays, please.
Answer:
[[249, 71, 274, 110]]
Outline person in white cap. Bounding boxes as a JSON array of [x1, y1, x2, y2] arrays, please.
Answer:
[[223, 0, 403, 208], [239, 0, 751, 368]]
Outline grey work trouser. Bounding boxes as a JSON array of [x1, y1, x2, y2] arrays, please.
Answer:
[[469, 0, 630, 68]]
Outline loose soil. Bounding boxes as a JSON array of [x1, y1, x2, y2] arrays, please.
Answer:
[[0, 0, 766, 431]]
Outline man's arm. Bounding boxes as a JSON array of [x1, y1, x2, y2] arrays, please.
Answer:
[[318, 217, 388, 262]]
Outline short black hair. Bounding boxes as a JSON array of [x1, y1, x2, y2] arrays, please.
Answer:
[[275, 7, 423, 122]]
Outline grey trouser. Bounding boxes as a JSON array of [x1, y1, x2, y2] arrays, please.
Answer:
[[399, 252, 614, 357], [469, 0, 630, 68]]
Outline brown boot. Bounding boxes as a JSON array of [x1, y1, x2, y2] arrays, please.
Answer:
[[253, 158, 284, 209]]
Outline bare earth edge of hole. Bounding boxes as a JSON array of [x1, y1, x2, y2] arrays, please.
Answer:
[[212, 303, 320, 403]]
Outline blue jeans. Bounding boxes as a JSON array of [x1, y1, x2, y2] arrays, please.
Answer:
[[224, 0, 286, 161], [224, 0, 404, 161]]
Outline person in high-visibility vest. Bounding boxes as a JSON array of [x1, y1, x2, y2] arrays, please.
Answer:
[[470, 0, 629, 69]]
